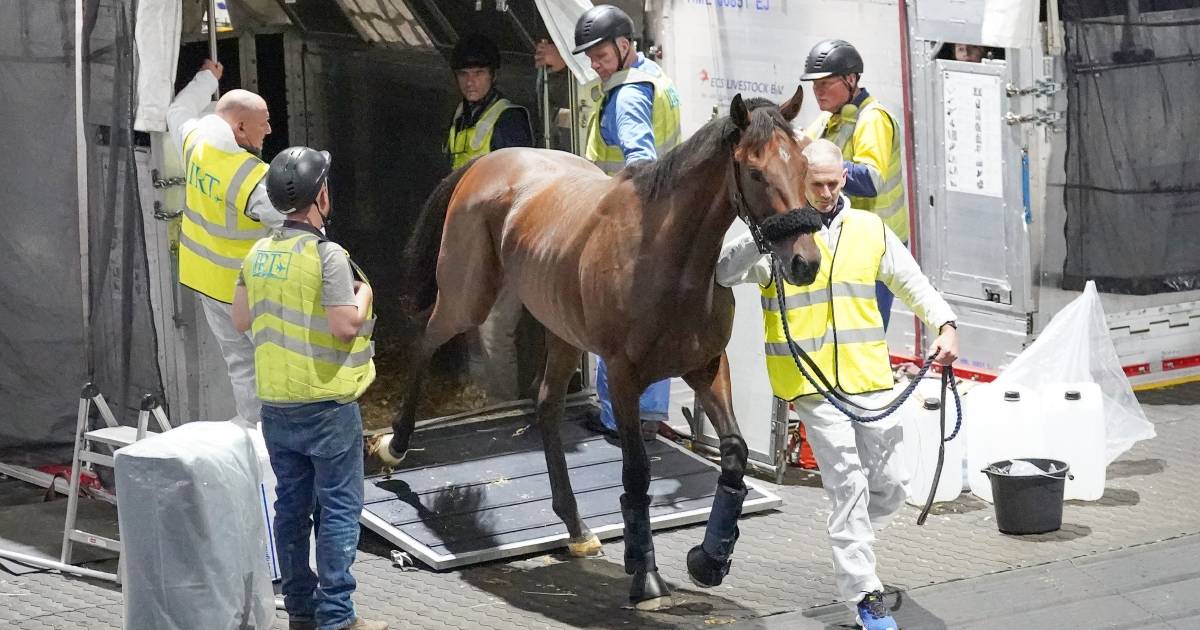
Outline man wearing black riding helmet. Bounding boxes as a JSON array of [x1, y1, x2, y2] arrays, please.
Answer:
[[532, 5, 683, 440], [445, 32, 534, 404], [800, 39, 908, 331], [233, 146, 386, 630], [446, 32, 533, 170]]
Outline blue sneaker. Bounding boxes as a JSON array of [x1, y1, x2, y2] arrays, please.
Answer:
[[856, 590, 898, 630]]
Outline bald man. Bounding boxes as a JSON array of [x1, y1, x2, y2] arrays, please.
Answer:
[[167, 59, 286, 426], [717, 139, 957, 630]]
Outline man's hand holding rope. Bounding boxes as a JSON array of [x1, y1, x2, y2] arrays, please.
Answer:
[[929, 322, 960, 366]]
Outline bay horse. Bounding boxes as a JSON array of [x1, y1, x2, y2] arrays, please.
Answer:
[[372, 92, 821, 608]]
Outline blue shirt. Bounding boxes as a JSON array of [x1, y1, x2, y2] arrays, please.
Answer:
[[599, 54, 659, 165]]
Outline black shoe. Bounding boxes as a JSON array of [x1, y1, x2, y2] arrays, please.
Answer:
[[584, 413, 618, 437]]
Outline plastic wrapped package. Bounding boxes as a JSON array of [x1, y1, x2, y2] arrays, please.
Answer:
[[989, 281, 1156, 465], [247, 425, 282, 581], [114, 421, 274, 630]]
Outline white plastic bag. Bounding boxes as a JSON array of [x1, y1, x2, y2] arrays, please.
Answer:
[[991, 281, 1155, 464]]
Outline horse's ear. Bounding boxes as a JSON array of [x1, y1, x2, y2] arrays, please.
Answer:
[[730, 94, 750, 130], [780, 85, 804, 122]]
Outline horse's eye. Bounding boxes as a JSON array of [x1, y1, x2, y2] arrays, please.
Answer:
[[748, 169, 764, 182]]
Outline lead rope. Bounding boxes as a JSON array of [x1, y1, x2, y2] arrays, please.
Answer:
[[767, 258, 963, 525]]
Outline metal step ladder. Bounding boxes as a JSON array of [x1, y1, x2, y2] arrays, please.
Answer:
[[60, 384, 173, 580]]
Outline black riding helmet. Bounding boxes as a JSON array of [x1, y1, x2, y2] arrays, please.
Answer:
[[451, 32, 501, 71], [800, 39, 864, 81], [572, 5, 634, 54], [266, 146, 331, 214]]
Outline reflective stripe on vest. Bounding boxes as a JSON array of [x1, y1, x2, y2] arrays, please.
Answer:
[[243, 232, 377, 403], [584, 63, 683, 175], [760, 209, 893, 399], [179, 130, 269, 302], [803, 97, 909, 242], [446, 97, 527, 170]]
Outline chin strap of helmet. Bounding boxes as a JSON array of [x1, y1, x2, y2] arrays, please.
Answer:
[[837, 73, 860, 111]]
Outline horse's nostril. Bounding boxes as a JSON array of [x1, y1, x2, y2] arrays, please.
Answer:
[[790, 255, 819, 284], [790, 255, 806, 277]]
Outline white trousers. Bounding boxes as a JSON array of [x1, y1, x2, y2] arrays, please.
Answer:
[[793, 389, 909, 603], [200, 294, 261, 425], [470, 285, 523, 403]]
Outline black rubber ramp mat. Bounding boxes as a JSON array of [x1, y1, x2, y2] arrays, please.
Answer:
[[361, 407, 782, 569]]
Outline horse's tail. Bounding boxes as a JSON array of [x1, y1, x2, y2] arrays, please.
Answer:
[[403, 160, 477, 311]]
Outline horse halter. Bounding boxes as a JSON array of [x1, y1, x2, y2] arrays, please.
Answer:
[[729, 156, 771, 255], [728, 152, 820, 255]]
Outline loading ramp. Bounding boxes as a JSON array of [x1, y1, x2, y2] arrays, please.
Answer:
[[361, 404, 782, 569]]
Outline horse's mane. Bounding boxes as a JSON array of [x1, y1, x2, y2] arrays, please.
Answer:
[[627, 100, 792, 202]]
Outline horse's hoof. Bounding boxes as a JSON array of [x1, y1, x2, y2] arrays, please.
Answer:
[[373, 435, 408, 467], [630, 569, 672, 610], [686, 544, 732, 588], [567, 533, 602, 557], [633, 594, 674, 611]]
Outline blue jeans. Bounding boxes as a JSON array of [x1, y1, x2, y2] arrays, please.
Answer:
[[596, 357, 671, 431], [261, 401, 364, 630], [875, 281, 895, 331]]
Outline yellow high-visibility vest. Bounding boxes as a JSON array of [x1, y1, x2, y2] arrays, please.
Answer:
[[243, 230, 376, 404], [760, 209, 893, 399], [804, 95, 909, 242], [446, 97, 528, 169], [584, 61, 682, 175], [179, 130, 269, 303]]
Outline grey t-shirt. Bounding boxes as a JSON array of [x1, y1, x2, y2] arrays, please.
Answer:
[[239, 227, 357, 306]]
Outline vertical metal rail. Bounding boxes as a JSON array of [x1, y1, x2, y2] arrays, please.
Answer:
[[207, 0, 219, 97], [74, 0, 91, 376], [897, 0, 925, 358], [539, 67, 552, 149]]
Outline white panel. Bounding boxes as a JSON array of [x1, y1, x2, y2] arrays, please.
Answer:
[[665, 0, 904, 140]]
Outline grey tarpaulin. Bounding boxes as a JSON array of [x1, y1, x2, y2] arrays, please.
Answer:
[[0, 0, 162, 463], [1061, 2, 1200, 294]]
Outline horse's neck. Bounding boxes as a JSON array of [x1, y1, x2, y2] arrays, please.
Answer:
[[653, 157, 737, 289]]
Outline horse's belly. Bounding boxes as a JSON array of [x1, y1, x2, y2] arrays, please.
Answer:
[[504, 250, 593, 352]]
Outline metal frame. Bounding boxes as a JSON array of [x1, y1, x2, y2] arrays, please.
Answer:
[[358, 403, 783, 570], [74, 0, 90, 376], [59, 388, 174, 581], [902, 0, 1200, 388]]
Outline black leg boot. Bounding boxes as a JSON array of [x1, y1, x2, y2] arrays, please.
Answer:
[[687, 482, 749, 587], [621, 494, 671, 609]]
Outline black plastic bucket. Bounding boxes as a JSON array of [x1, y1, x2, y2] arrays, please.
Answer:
[[984, 458, 1070, 535]]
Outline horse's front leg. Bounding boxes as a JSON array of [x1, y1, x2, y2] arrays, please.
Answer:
[[536, 334, 600, 556], [607, 359, 673, 610], [682, 352, 749, 588]]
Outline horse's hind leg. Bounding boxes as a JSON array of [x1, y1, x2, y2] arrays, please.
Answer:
[[606, 360, 672, 610], [681, 352, 749, 588], [375, 211, 504, 466], [374, 297, 474, 465], [535, 333, 600, 557]]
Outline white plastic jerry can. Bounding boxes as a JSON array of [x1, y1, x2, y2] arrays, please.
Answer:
[[900, 394, 966, 507], [966, 384, 1045, 503], [1040, 382, 1106, 501]]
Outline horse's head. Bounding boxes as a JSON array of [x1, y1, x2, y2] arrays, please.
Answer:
[[729, 89, 822, 287]]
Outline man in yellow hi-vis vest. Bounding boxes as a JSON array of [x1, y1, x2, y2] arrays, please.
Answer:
[[445, 32, 533, 403], [167, 59, 285, 426], [716, 140, 957, 630], [800, 39, 908, 330], [232, 147, 386, 630], [551, 5, 683, 438]]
